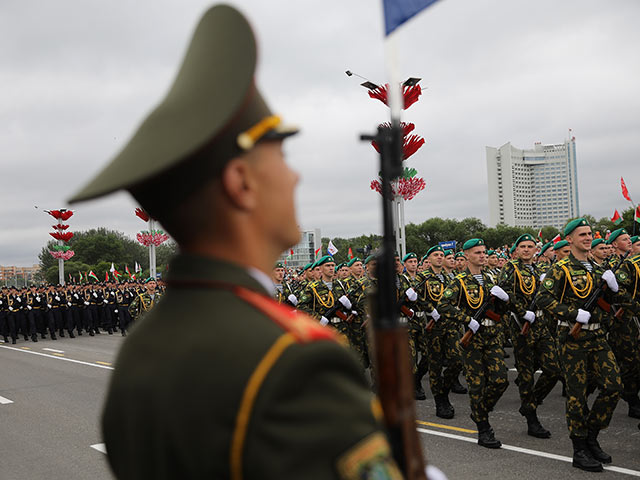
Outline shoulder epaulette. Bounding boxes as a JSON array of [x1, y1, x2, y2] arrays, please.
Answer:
[[455, 272, 467, 280], [557, 258, 570, 266], [629, 254, 640, 265]]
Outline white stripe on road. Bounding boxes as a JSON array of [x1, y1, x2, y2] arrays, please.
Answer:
[[91, 443, 107, 454], [417, 427, 640, 477], [0, 395, 14, 405], [43, 348, 65, 354], [0, 345, 114, 370]]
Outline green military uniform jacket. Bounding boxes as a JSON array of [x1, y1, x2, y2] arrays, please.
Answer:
[[102, 254, 400, 480], [297, 279, 336, 320], [128, 290, 162, 320], [614, 253, 640, 325], [416, 268, 447, 327]]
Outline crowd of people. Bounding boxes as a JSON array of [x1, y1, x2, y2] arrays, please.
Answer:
[[272, 224, 640, 472], [0, 279, 163, 343]]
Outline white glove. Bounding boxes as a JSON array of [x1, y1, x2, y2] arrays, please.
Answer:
[[287, 294, 298, 306], [55, 296, 60, 301], [338, 295, 352, 309], [351, 310, 358, 316], [84, 301, 89, 306], [9, 307, 14, 311], [74, 294, 79, 299], [93, 292, 97, 298], [601, 270, 619, 293], [320, 316, 329, 326], [27, 305, 32, 311], [576, 309, 591, 325], [0, 300, 2, 305], [405, 287, 418, 302], [426, 464, 448, 480], [67, 302, 72, 307], [523, 310, 536, 323], [490, 285, 509, 302], [430, 309, 440, 321], [114, 309, 118, 313], [47, 304, 52, 309], [36, 296, 41, 302], [16, 297, 21, 302], [468, 318, 480, 333], [539, 274, 546, 281], [103, 299, 108, 304]]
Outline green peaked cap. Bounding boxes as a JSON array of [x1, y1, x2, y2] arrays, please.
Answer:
[[347, 257, 361, 267], [631, 235, 639, 244], [462, 238, 484, 251], [607, 228, 628, 245], [591, 239, 605, 248], [564, 218, 590, 236], [274, 262, 284, 269], [68, 5, 297, 214], [553, 240, 569, 250], [402, 252, 417, 262]]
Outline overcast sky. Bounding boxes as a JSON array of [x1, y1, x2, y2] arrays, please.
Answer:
[[2, 0, 639, 266]]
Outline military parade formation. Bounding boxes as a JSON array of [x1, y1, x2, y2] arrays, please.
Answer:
[[0, 279, 163, 343], [273, 224, 640, 472]]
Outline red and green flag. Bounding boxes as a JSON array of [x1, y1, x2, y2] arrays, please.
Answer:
[[314, 247, 321, 259], [621, 177, 632, 202], [348, 247, 354, 259], [125, 265, 132, 278], [88, 270, 98, 282], [611, 209, 622, 225], [635, 206, 640, 224]]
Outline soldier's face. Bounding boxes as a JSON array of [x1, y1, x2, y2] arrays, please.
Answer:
[[487, 255, 498, 267], [337, 267, 349, 279], [404, 258, 418, 274], [146, 281, 157, 292], [466, 246, 486, 268], [455, 257, 466, 269], [312, 267, 321, 280], [556, 246, 571, 259], [394, 257, 402, 273], [429, 252, 444, 268], [613, 234, 632, 254], [350, 261, 363, 277], [591, 244, 608, 262], [568, 226, 592, 254], [516, 240, 536, 262], [632, 242, 640, 255], [444, 255, 455, 269], [321, 263, 335, 280], [273, 267, 284, 282]]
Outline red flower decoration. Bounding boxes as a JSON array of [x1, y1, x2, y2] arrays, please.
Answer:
[[372, 133, 425, 160], [52, 224, 70, 230], [60, 210, 74, 221], [136, 230, 169, 247], [50, 231, 74, 242], [45, 209, 62, 219], [49, 250, 75, 261], [367, 83, 422, 110], [135, 207, 150, 222], [369, 177, 426, 201]]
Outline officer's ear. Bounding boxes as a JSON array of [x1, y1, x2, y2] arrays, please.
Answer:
[[220, 146, 264, 211]]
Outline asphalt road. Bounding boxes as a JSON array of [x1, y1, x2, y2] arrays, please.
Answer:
[[1, 335, 638, 479]]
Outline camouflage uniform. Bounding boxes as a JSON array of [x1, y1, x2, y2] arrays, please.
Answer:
[[500, 260, 561, 419], [612, 253, 640, 417], [437, 270, 509, 425], [536, 254, 622, 440], [274, 281, 296, 306], [398, 273, 423, 374], [333, 276, 369, 368], [129, 291, 162, 321]]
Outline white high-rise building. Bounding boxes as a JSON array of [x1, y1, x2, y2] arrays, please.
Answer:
[[278, 228, 321, 269], [486, 138, 579, 229]]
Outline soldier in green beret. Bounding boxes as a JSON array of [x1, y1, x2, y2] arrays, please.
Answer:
[[272, 262, 297, 307], [553, 240, 571, 261], [498, 234, 561, 438], [454, 252, 467, 273], [630, 235, 640, 255], [443, 249, 456, 281], [589, 239, 608, 267], [74, 6, 404, 479], [298, 256, 338, 324], [437, 238, 510, 448], [537, 218, 622, 471], [485, 250, 500, 281], [607, 228, 632, 268], [128, 278, 162, 322]]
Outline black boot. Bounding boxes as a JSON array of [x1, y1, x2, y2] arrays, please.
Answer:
[[31, 334, 38, 342], [450, 376, 468, 394], [523, 410, 551, 438], [68, 330, 75, 338], [59, 330, 65, 338], [435, 394, 454, 419], [572, 437, 603, 472], [12, 338, 17, 344], [51, 333, 57, 340], [414, 374, 426, 401], [476, 420, 501, 449], [89, 330, 95, 336], [587, 429, 612, 464], [628, 398, 640, 419]]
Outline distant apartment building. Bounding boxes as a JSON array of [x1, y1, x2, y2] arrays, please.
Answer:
[[486, 138, 579, 229], [0, 265, 41, 286], [278, 228, 321, 269]]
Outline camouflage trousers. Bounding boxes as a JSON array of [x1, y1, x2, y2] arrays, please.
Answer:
[[426, 323, 463, 397], [460, 325, 509, 423], [333, 318, 370, 369], [408, 315, 428, 374], [558, 327, 622, 438], [509, 315, 561, 414], [608, 316, 640, 403]]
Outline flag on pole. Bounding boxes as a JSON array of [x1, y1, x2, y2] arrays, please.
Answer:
[[105, 271, 109, 282], [537, 228, 542, 240], [125, 265, 132, 278], [621, 177, 632, 202], [383, 0, 441, 35], [78, 273, 82, 283], [290, 249, 294, 256], [611, 209, 623, 225], [314, 247, 321, 259], [348, 247, 354, 259], [327, 240, 339, 256], [635, 206, 640, 224], [552, 234, 562, 244], [110, 263, 116, 273], [88, 270, 98, 282]]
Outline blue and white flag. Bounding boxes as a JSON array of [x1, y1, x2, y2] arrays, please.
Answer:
[[383, 0, 440, 35]]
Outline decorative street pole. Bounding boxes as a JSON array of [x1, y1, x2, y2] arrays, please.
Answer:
[[44, 209, 75, 286], [134, 208, 169, 280]]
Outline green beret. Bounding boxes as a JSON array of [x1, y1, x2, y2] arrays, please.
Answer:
[[514, 234, 536, 247], [347, 257, 361, 267], [591, 239, 605, 249], [462, 238, 484, 251], [631, 236, 640, 245], [144, 277, 156, 283], [425, 245, 444, 258], [334, 262, 344, 272], [509, 243, 517, 254], [402, 252, 417, 262], [607, 228, 628, 245], [564, 217, 590, 236], [364, 255, 375, 265], [553, 240, 569, 251], [539, 242, 553, 256], [486, 250, 495, 257], [274, 262, 284, 269], [315, 255, 335, 267], [454, 252, 466, 259], [443, 249, 454, 257], [301, 262, 313, 272]]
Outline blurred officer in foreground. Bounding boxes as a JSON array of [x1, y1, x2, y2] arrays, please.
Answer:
[[69, 5, 409, 479]]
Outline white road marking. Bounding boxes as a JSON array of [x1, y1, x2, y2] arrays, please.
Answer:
[[43, 348, 65, 354], [417, 427, 640, 477], [0, 395, 14, 405], [0, 345, 114, 370], [90, 443, 107, 454]]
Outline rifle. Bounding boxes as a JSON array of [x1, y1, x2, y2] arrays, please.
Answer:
[[322, 281, 365, 322], [397, 275, 429, 320], [569, 252, 630, 340], [361, 122, 426, 479], [460, 269, 515, 348]]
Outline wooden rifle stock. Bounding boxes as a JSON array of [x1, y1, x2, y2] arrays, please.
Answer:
[[569, 253, 629, 340]]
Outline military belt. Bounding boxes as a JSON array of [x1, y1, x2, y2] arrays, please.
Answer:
[[330, 317, 342, 324], [481, 319, 496, 327], [558, 321, 601, 331]]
